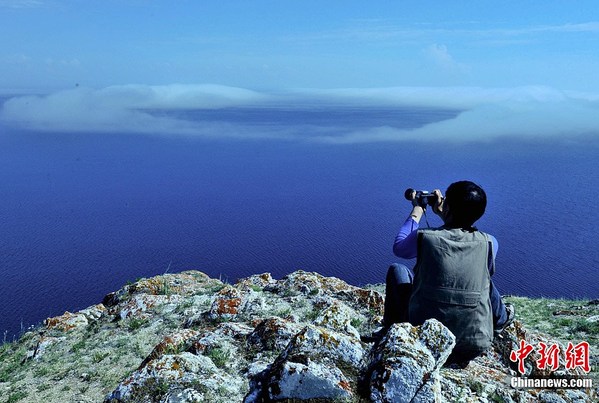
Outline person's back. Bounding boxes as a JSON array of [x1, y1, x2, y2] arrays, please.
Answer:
[[362, 180, 515, 365], [409, 226, 494, 360]]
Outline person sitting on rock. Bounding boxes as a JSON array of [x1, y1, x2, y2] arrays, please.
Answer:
[[364, 180, 514, 364]]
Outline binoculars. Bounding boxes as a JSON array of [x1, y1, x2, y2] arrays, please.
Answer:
[[404, 188, 437, 208]]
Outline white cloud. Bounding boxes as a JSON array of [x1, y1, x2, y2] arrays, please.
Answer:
[[530, 22, 599, 34], [322, 98, 598, 143], [0, 85, 273, 137], [1, 84, 598, 143], [287, 20, 599, 50], [424, 44, 453, 63], [422, 44, 469, 74]]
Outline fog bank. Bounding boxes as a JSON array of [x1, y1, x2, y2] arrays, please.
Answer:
[[1, 84, 598, 142]]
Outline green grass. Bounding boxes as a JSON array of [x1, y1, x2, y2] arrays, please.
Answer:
[[350, 317, 364, 330], [93, 351, 110, 363], [571, 319, 599, 334], [206, 346, 230, 368], [504, 295, 598, 382], [308, 288, 320, 296], [162, 343, 186, 355], [193, 284, 226, 296], [157, 279, 171, 296], [71, 339, 86, 353], [281, 289, 300, 298], [0, 341, 11, 355], [505, 296, 599, 338], [274, 307, 292, 318], [34, 366, 51, 377], [6, 391, 28, 403], [248, 284, 263, 292], [0, 345, 27, 383], [126, 317, 149, 331], [174, 299, 195, 313], [303, 308, 321, 322], [127, 377, 170, 401]]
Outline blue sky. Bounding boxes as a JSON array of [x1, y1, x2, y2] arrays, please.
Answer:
[[2, 0, 599, 92], [2, 1, 599, 142]]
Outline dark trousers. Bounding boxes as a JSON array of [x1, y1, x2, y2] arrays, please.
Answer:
[[383, 263, 508, 328]]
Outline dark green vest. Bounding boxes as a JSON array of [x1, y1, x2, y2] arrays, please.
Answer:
[[409, 227, 493, 355]]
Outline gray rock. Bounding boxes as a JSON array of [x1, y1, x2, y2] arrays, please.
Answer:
[[106, 352, 244, 402], [247, 324, 365, 401], [270, 360, 352, 400], [369, 319, 455, 403], [313, 299, 361, 339], [247, 317, 303, 352], [539, 391, 568, 403], [163, 388, 205, 403], [5, 270, 596, 403]]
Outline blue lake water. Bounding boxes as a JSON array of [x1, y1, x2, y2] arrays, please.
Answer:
[[1, 105, 598, 339]]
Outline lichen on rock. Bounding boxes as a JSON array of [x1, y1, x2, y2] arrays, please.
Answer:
[[0, 270, 596, 403], [367, 319, 455, 403]]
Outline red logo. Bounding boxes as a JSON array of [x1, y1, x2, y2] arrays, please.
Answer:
[[510, 340, 591, 375], [510, 339, 534, 374], [537, 342, 560, 371], [565, 341, 590, 373]]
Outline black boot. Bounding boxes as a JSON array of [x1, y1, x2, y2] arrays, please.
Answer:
[[494, 303, 515, 337]]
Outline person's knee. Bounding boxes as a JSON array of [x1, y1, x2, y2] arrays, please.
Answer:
[[386, 263, 402, 281], [387, 263, 412, 284]]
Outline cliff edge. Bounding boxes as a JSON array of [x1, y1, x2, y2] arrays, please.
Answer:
[[0, 270, 597, 402]]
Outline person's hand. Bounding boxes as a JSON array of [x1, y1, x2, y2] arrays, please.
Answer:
[[409, 189, 422, 209], [432, 189, 444, 216]]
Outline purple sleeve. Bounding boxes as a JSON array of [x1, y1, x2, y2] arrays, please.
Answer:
[[489, 234, 498, 275], [393, 216, 419, 259]]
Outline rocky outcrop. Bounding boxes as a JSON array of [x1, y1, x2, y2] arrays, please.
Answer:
[[1, 270, 596, 402], [368, 319, 455, 402]]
